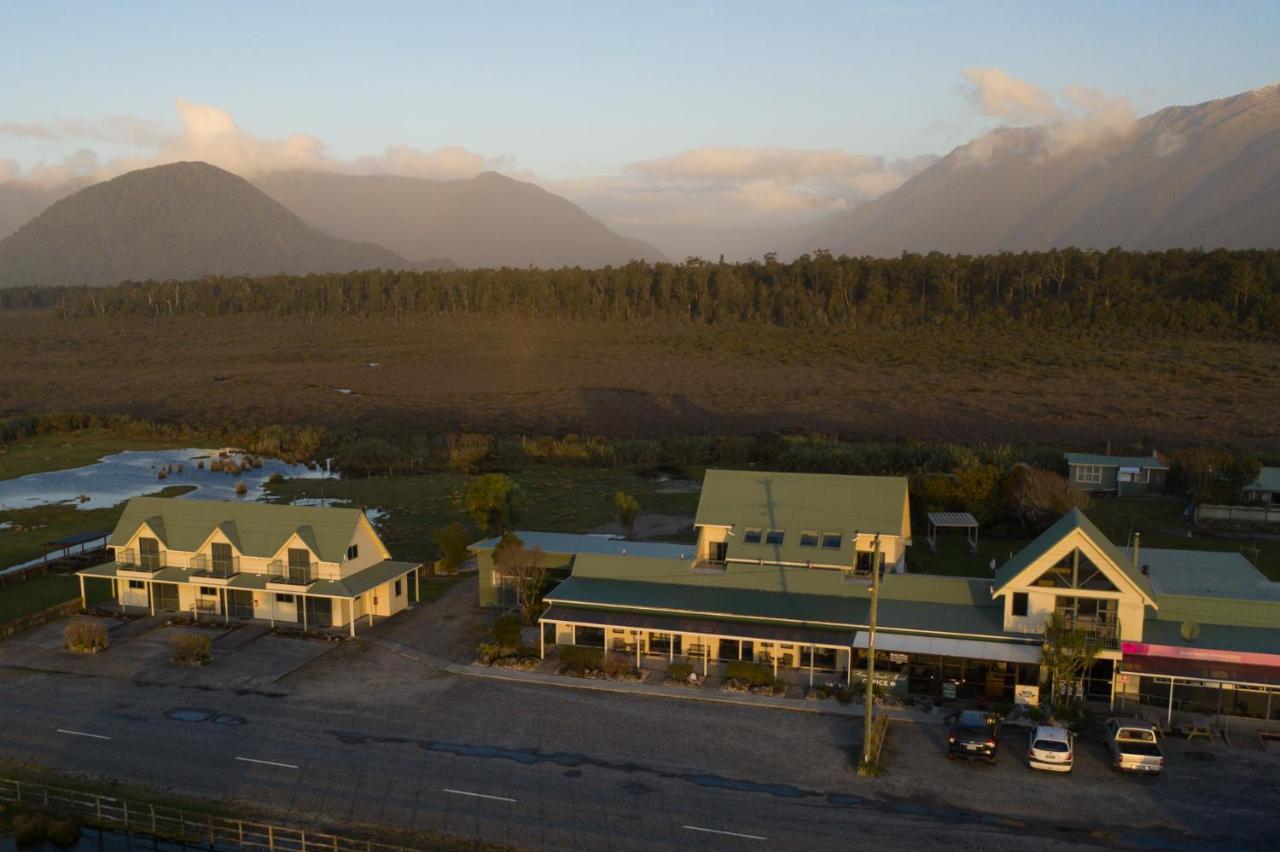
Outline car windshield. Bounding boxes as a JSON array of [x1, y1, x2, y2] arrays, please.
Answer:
[[1118, 728, 1156, 742], [1033, 739, 1069, 752], [956, 711, 988, 727]]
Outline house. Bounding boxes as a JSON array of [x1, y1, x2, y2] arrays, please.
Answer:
[[76, 497, 419, 636], [514, 470, 1280, 717], [1244, 467, 1280, 506], [1065, 451, 1169, 496]]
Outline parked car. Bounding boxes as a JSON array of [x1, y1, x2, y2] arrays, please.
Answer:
[[1106, 718, 1164, 774], [1027, 725, 1074, 772], [947, 710, 1000, 763]]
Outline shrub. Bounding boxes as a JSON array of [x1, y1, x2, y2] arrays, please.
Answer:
[[601, 652, 635, 678], [45, 815, 81, 848], [431, 522, 472, 574], [493, 614, 524, 648], [725, 661, 774, 687], [475, 641, 505, 664], [559, 646, 603, 673], [13, 810, 47, 845], [170, 633, 212, 665], [835, 687, 855, 704], [63, 620, 108, 653], [234, 480, 248, 496], [667, 662, 694, 682]]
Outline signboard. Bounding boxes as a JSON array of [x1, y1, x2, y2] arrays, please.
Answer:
[[888, 652, 909, 664], [1121, 641, 1280, 668], [1014, 685, 1040, 707], [941, 680, 957, 700]]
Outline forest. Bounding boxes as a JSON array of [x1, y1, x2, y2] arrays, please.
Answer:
[[3, 247, 1278, 336]]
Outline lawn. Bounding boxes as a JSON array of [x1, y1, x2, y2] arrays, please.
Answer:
[[264, 468, 702, 563], [0, 428, 181, 481], [0, 574, 111, 624], [418, 574, 463, 603], [906, 533, 1033, 578], [0, 484, 195, 571]]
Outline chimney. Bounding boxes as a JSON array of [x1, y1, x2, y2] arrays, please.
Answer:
[[1132, 532, 1141, 572]]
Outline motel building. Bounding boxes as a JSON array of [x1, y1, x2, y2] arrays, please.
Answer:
[[77, 497, 419, 636], [476, 470, 1280, 720]]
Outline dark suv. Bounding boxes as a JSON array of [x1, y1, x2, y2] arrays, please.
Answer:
[[946, 710, 1000, 763]]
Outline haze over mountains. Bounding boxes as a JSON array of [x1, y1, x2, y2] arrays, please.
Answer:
[[798, 84, 1280, 258]]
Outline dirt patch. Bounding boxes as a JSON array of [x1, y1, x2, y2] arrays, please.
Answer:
[[587, 512, 693, 540]]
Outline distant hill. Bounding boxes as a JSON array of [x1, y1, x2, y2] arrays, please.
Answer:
[[253, 170, 667, 268], [0, 179, 85, 242], [0, 162, 418, 288], [799, 84, 1280, 257]]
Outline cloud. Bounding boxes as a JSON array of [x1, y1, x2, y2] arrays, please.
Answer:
[[1, 99, 494, 186], [562, 146, 936, 227], [959, 68, 1137, 160]]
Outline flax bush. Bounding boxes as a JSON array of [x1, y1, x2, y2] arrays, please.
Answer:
[[63, 620, 108, 654], [170, 633, 212, 665]]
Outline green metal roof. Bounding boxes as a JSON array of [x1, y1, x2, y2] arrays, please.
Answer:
[[1152, 594, 1280, 630], [992, 508, 1149, 597], [545, 576, 1014, 640], [1065, 452, 1168, 469], [1144, 548, 1280, 602], [1246, 467, 1280, 493], [693, 469, 910, 565], [109, 496, 367, 563], [1141, 617, 1280, 653]]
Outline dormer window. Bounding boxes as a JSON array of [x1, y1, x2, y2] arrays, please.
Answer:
[[1011, 592, 1029, 617], [821, 533, 842, 549], [765, 530, 784, 545], [800, 531, 819, 548], [743, 528, 763, 544], [346, 544, 359, 560]]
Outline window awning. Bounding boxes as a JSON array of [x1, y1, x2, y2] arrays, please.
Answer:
[[541, 605, 853, 648], [852, 631, 1041, 665]]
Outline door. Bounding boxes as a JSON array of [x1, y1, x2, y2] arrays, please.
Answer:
[[304, 597, 333, 627], [151, 582, 179, 612], [139, 537, 161, 570], [226, 590, 254, 619]]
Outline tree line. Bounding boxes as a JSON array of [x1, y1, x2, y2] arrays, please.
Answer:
[[3, 247, 1279, 335]]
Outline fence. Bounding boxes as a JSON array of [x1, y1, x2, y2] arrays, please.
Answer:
[[0, 598, 81, 640], [1195, 504, 1280, 526], [0, 778, 422, 852]]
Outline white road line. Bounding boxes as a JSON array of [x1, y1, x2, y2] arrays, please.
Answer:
[[56, 729, 111, 740], [235, 756, 299, 769], [442, 788, 517, 803], [682, 825, 767, 841], [396, 651, 421, 662]]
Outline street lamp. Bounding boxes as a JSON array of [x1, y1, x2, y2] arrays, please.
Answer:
[[862, 532, 883, 769]]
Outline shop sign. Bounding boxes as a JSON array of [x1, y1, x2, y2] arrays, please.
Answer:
[[941, 680, 958, 699], [888, 652, 909, 664], [1014, 685, 1040, 706]]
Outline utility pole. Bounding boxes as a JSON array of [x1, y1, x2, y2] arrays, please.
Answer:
[[862, 533, 882, 768]]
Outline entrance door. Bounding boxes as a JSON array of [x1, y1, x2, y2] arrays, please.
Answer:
[[304, 597, 333, 627], [151, 582, 179, 612], [226, 590, 254, 619]]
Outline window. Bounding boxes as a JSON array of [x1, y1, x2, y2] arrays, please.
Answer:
[[211, 542, 233, 568], [138, 536, 161, 569], [799, 531, 819, 548], [743, 528, 763, 544], [346, 544, 359, 560], [199, 586, 217, 597], [854, 550, 875, 575], [1011, 592, 1029, 617], [1075, 464, 1103, 484], [394, 579, 403, 597], [764, 530, 784, 545], [821, 533, 842, 549], [276, 593, 295, 604], [128, 580, 145, 590]]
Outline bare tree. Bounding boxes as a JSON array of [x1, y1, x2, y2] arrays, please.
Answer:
[[494, 534, 547, 625]]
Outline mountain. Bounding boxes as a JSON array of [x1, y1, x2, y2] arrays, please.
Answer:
[[800, 84, 1280, 257], [0, 162, 416, 288], [253, 170, 667, 268], [0, 179, 85, 242]]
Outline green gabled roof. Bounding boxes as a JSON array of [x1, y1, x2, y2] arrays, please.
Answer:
[[1141, 617, 1280, 653], [993, 508, 1149, 597], [310, 560, 418, 598], [1065, 452, 1168, 470], [693, 469, 910, 566], [1246, 467, 1280, 493], [216, 521, 242, 552], [109, 496, 367, 563]]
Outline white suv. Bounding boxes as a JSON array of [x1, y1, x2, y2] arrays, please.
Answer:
[[1027, 725, 1074, 772]]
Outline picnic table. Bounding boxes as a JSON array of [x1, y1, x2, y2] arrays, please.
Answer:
[[1181, 715, 1216, 742]]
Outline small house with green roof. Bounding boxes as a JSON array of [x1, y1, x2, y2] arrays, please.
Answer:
[[77, 496, 420, 636], [1065, 450, 1168, 496], [1243, 467, 1280, 506]]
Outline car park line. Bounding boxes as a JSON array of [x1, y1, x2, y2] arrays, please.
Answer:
[[442, 788, 517, 803], [235, 756, 299, 769], [683, 825, 767, 841], [56, 729, 112, 740]]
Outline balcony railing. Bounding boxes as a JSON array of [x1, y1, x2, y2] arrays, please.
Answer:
[[115, 548, 167, 573], [268, 559, 316, 585], [691, 559, 727, 573], [1059, 614, 1122, 651], [189, 553, 240, 579]]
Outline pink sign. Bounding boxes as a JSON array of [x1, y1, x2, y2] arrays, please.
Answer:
[[1122, 641, 1280, 668]]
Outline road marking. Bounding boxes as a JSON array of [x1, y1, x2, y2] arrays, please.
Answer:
[[682, 825, 767, 841], [57, 729, 111, 740], [397, 651, 421, 662], [235, 756, 299, 769], [442, 788, 517, 803]]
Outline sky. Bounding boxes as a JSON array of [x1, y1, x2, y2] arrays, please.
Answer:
[[1, 0, 1277, 256]]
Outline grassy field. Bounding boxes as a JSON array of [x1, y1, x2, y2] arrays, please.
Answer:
[[0, 574, 112, 624], [1, 312, 1276, 448], [265, 468, 701, 563], [418, 574, 463, 603], [909, 496, 1280, 581], [0, 428, 181, 481]]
